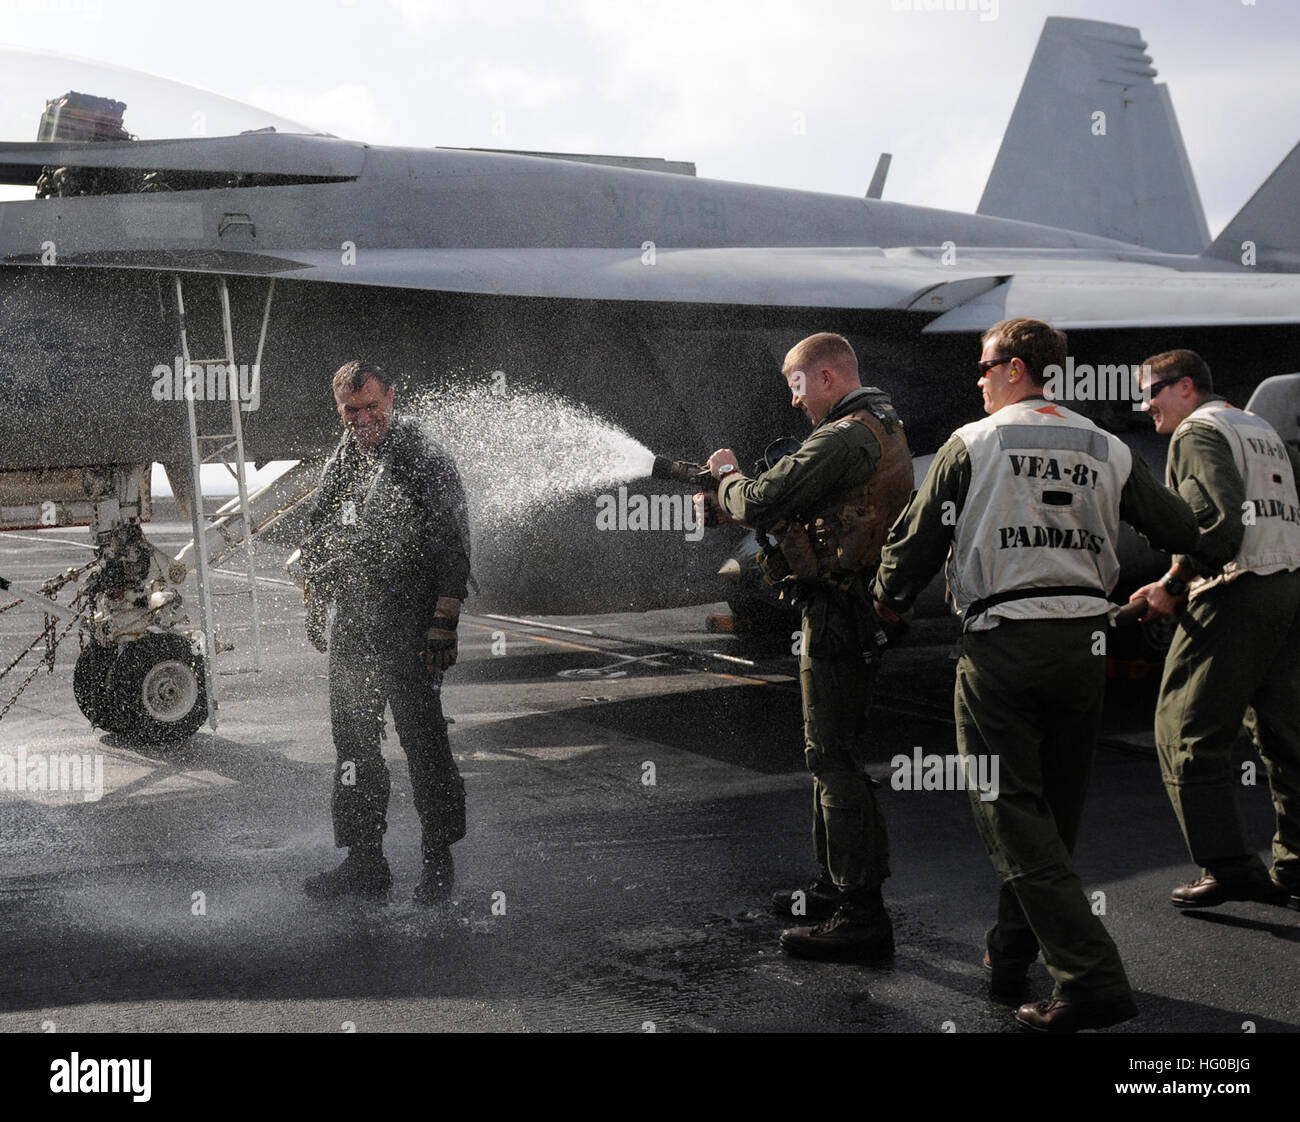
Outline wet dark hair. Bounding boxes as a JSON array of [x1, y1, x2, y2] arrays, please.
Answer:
[[331, 360, 393, 394], [981, 318, 1067, 387], [1142, 349, 1214, 394]]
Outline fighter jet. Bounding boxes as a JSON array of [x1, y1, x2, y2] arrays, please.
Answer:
[[1, 17, 1297, 742]]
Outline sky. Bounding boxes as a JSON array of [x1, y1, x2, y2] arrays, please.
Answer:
[[0, 0, 1297, 234]]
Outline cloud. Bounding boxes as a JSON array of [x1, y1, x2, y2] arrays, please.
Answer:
[[388, 0, 572, 33], [567, 1, 977, 193], [468, 62, 580, 113]]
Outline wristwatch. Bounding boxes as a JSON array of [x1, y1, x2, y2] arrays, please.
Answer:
[[717, 464, 737, 477], [1161, 573, 1188, 597]]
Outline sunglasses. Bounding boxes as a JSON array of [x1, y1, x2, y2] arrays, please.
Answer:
[[1144, 374, 1187, 400], [977, 356, 1018, 375]]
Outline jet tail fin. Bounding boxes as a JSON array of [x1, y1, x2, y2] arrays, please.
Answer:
[[977, 17, 1209, 253], [1203, 140, 1300, 271]]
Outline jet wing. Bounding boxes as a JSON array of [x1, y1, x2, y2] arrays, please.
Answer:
[[238, 247, 1009, 311], [7, 244, 1300, 332], [2, 244, 1003, 312], [920, 269, 1300, 332]]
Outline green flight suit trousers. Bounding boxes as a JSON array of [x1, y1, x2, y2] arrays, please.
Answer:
[[955, 615, 1132, 1003], [799, 610, 891, 893], [1155, 569, 1300, 889]]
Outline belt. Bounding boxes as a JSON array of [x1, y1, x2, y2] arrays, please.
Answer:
[[962, 584, 1106, 631]]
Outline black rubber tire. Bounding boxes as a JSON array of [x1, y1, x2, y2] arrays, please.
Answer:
[[103, 633, 209, 745], [72, 643, 117, 730]]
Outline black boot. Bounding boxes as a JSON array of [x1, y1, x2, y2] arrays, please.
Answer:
[[983, 950, 1035, 1007], [779, 887, 894, 964], [771, 871, 841, 921], [304, 844, 391, 900], [413, 843, 455, 907]]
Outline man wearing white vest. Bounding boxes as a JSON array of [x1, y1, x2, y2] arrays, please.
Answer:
[[873, 318, 1197, 1032], [1130, 350, 1300, 912]]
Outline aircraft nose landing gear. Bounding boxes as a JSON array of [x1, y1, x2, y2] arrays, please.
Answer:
[[4, 460, 232, 747], [105, 633, 208, 743], [72, 641, 116, 730], [73, 633, 209, 744]]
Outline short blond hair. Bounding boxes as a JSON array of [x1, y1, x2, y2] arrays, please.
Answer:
[[784, 333, 859, 380]]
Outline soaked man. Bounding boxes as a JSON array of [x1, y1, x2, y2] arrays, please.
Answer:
[[703, 332, 912, 963], [1130, 350, 1300, 911], [873, 318, 1197, 1032], [301, 360, 471, 905]]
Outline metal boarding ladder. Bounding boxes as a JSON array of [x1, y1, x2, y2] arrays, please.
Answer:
[[172, 274, 275, 728]]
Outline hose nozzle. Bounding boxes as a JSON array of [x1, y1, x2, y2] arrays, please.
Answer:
[[651, 455, 714, 489], [651, 455, 702, 483]]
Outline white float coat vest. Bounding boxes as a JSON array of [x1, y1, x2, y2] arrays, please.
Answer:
[[946, 399, 1131, 630], [1169, 400, 1300, 599]]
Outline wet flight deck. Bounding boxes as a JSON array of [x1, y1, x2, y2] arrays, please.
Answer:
[[1, 522, 1296, 1035]]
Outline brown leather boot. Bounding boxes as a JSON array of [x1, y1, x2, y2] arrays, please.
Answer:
[[1015, 995, 1138, 1033], [1170, 872, 1287, 909], [771, 873, 841, 921], [779, 890, 894, 964]]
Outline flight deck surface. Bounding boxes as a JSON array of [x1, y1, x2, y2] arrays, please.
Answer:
[[1, 524, 1295, 1034]]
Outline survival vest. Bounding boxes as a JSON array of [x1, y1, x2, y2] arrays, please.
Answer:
[[302, 416, 471, 609], [773, 391, 913, 589], [946, 400, 1131, 630], [1170, 400, 1300, 599]]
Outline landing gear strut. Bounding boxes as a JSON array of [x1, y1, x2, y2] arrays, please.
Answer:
[[72, 464, 210, 743]]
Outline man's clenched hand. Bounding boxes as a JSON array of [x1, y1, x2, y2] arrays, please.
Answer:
[[421, 596, 462, 674], [706, 448, 740, 479]]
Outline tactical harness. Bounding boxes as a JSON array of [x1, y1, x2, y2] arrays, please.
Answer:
[[763, 397, 913, 592]]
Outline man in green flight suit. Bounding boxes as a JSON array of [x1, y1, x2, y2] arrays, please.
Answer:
[[702, 332, 913, 963], [1130, 350, 1300, 911], [872, 318, 1197, 1032]]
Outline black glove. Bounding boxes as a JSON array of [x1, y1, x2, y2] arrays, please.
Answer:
[[421, 616, 459, 673]]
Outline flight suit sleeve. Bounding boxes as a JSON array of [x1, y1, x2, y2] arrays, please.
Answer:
[[304, 449, 343, 536], [414, 451, 472, 602], [1166, 424, 1245, 576], [872, 434, 970, 614], [304, 457, 335, 530], [1117, 451, 1198, 556], [299, 448, 347, 606], [715, 424, 881, 530]]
